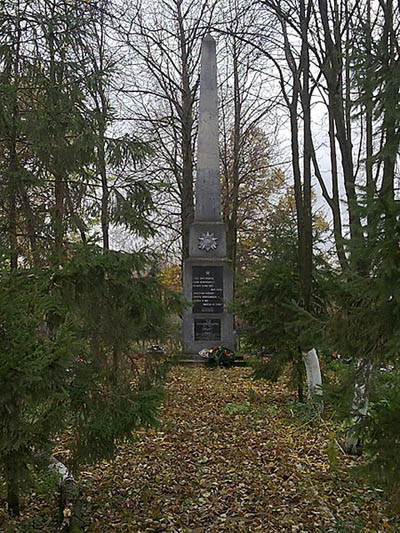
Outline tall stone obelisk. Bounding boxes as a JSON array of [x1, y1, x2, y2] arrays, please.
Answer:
[[182, 33, 234, 353]]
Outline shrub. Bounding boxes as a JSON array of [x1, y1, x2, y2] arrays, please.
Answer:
[[0, 245, 182, 515]]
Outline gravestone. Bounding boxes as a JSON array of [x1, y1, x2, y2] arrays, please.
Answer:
[[182, 33, 234, 353]]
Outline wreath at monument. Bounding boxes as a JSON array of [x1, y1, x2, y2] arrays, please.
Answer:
[[199, 346, 235, 368]]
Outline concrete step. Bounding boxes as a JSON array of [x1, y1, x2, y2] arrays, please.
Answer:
[[173, 355, 247, 367]]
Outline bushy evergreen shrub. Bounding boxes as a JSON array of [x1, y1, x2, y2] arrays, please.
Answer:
[[0, 268, 79, 515], [236, 209, 331, 401], [323, 195, 400, 508], [0, 245, 182, 514], [354, 369, 400, 512]]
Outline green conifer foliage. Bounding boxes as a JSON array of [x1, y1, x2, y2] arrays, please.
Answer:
[[325, 195, 400, 506], [236, 208, 331, 401], [0, 245, 182, 515], [52, 245, 180, 471], [0, 268, 79, 515], [365, 371, 400, 511]]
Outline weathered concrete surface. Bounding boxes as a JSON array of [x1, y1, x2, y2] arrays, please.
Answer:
[[189, 221, 227, 258], [195, 34, 221, 222], [183, 257, 234, 353], [182, 33, 234, 354]]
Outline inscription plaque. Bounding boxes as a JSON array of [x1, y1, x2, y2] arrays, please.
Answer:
[[192, 266, 223, 313], [194, 319, 221, 341]]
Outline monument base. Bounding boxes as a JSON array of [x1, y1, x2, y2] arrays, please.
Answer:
[[182, 257, 234, 353]]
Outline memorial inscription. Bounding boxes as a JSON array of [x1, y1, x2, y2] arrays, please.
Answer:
[[182, 33, 234, 352], [194, 318, 221, 341], [192, 266, 223, 313]]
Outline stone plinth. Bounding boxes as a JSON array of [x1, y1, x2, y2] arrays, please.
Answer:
[[183, 257, 234, 353]]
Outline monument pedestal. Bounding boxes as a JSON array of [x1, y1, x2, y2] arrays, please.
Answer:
[[183, 256, 234, 353]]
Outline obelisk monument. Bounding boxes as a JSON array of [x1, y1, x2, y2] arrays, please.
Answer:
[[182, 33, 234, 353]]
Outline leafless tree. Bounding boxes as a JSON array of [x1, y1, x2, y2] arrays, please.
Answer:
[[214, 0, 281, 279], [120, 0, 218, 261]]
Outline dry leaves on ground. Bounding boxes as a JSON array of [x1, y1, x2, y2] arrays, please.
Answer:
[[0, 366, 396, 532]]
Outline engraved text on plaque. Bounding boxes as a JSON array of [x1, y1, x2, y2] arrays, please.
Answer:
[[192, 266, 223, 313]]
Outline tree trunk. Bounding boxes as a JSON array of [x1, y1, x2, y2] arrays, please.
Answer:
[[46, 456, 83, 533], [5, 462, 20, 517], [177, 2, 194, 260], [281, 4, 313, 312], [20, 188, 41, 267], [299, 1, 313, 312], [99, 123, 109, 251], [54, 172, 65, 260], [364, 0, 375, 236], [229, 38, 241, 283], [318, 0, 362, 244], [5, 27, 20, 270], [343, 358, 374, 455], [9, 175, 18, 270], [96, 9, 110, 252], [327, 110, 347, 269], [380, 0, 398, 201], [296, 347, 305, 403], [65, 184, 87, 244], [303, 348, 323, 412], [48, 27, 66, 262]]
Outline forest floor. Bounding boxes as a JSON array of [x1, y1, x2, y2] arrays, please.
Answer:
[[1, 366, 397, 532]]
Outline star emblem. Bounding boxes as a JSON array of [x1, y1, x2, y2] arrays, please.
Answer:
[[198, 231, 218, 252]]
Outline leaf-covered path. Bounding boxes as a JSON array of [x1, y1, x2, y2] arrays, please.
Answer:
[[1, 366, 394, 532], [83, 366, 390, 532]]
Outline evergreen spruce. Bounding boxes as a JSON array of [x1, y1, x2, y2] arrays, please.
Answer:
[[236, 206, 331, 402]]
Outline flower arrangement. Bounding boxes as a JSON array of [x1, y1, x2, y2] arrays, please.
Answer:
[[199, 346, 235, 368]]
